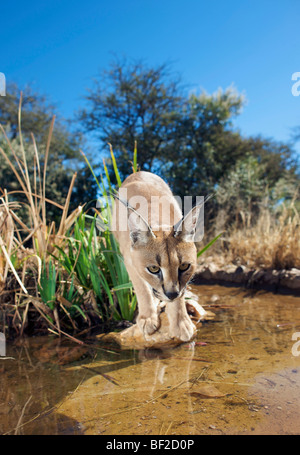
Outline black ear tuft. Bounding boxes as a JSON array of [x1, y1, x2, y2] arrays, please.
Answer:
[[130, 229, 154, 247], [128, 212, 156, 246], [130, 231, 140, 244], [173, 205, 201, 242]]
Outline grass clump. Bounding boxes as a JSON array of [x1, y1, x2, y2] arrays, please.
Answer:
[[225, 201, 300, 270], [0, 95, 137, 340], [201, 194, 300, 271]]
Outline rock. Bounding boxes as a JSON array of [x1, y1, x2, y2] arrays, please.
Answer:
[[235, 265, 245, 274], [97, 299, 215, 350], [280, 269, 300, 290], [189, 384, 226, 398], [251, 269, 265, 280], [195, 263, 300, 294], [208, 263, 219, 275], [33, 343, 88, 365], [264, 269, 280, 286], [184, 289, 215, 320], [98, 312, 187, 350], [215, 270, 230, 281], [224, 264, 237, 274], [233, 266, 250, 284], [199, 266, 212, 280]]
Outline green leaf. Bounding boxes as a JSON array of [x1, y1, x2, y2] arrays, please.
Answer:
[[197, 232, 223, 258], [109, 144, 122, 188], [112, 282, 133, 291], [133, 141, 138, 172]]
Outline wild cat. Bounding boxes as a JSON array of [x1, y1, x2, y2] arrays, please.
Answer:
[[112, 171, 203, 342]]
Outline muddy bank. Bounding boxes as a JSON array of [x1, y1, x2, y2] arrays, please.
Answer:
[[194, 264, 300, 295]]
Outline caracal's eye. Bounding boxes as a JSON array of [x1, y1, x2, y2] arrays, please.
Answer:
[[179, 263, 190, 272], [147, 265, 161, 274]]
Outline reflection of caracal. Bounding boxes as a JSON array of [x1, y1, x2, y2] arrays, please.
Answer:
[[112, 171, 202, 342]]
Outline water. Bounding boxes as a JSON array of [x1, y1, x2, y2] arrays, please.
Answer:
[[1, 285, 300, 435]]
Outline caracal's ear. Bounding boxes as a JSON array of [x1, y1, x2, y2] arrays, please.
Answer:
[[128, 211, 156, 247], [174, 195, 213, 242], [112, 190, 156, 246], [173, 204, 202, 242]]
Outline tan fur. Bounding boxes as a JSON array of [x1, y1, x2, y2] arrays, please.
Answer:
[[112, 171, 199, 341]]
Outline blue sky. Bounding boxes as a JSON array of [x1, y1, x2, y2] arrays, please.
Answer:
[[1, 0, 300, 156]]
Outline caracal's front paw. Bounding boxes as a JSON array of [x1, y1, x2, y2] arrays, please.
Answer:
[[137, 313, 160, 338], [170, 315, 195, 342]]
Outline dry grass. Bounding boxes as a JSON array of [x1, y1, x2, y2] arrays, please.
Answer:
[[0, 94, 84, 338], [0, 94, 82, 262], [0, 102, 136, 340], [0, 199, 21, 290], [213, 201, 300, 270]]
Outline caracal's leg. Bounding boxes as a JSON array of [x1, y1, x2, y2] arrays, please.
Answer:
[[165, 296, 195, 342], [125, 263, 161, 338]]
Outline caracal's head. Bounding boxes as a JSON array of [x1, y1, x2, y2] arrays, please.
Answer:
[[127, 206, 201, 302]]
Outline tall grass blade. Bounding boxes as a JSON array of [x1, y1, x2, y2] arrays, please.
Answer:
[[197, 232, 223, 258], [108, 143, 122, 188], [133, 140, 138, 172]]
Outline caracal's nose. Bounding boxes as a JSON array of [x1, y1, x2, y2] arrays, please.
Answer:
[[164, 290, 180, 301]]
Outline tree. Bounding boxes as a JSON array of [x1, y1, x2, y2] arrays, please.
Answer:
[[215, 155, 267, 228], [0, 83, 98, 221], [78, 58, 183, 179], [242, 136, 299, 187], [161, 88, 245, 197]]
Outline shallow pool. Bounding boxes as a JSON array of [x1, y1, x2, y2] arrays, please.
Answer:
[[1, 285, 300, 435]]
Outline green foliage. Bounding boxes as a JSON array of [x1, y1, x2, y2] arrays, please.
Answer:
[[80, 147, 137, 321], [54, 213, 107, 320], [99, 230, 136, 321], [216, 155, 267, 227], [54, 210, 136, 322], [38, 258, 57, 310], [215, 155, 299, 229], [60, 275, 85, 320]]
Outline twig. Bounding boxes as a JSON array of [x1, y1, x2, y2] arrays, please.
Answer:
[[0, 232, 27, 294], [175, 356, 212, 363], [164, 421, 173, 435], [189, 366, 210, 389], [80, 366, 120, 386], [47, 327, 84, 345], [14, 395, 32, 435]]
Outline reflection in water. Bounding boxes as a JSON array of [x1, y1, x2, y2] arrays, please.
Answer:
[[1, 285, 300, 435]]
